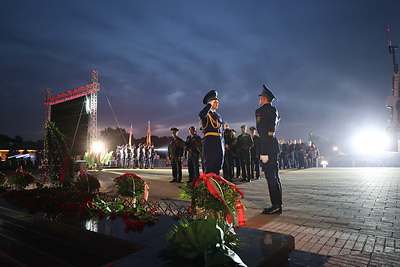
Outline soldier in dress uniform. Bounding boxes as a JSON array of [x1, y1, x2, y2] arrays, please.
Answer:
[[131, 144, 137, 168], [249, 126, 260, 180], [168, 127, 184, 182], [149, 144, 156, 169], [116, 146, 122, 168], [256, 84, 283, 215], [199, 90, 225, 175], [138, 144, 144, 169], [126, 144, 132, 168], [185, 126, 202, 182], [121, 145, 127, 168], [237, 125, 254, 182]]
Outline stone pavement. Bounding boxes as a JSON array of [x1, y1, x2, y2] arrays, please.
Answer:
[[93, 167, 400, 266]]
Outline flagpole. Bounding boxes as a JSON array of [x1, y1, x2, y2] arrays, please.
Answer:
[[146, 121, 151, 148], [129, 124, 132, 147]]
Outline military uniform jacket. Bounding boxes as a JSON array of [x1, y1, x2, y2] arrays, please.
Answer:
[[199, 104, 225, 152], [237, 133, 254, 152], [168, 136, 184, 158], [255, 103, 280, 155], [224, 129, 237, 150], [185, 134, 202, 156]]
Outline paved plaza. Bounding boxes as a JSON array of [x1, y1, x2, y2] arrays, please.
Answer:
[[95, 167, 400, 266]]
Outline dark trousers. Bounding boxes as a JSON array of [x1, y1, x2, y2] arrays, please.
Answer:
[[202, 136, 224, 175], [223, 148, 234, 181], [170, 156, 182, 182], [296, 151, 305, 169], [239, 150, 251, 181], [187, 153, 200, 181], [250, 151, 260, 179], [234, 155, 241, 178], [261, 154, 282, 207]]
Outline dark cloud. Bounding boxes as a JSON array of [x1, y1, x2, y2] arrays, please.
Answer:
[[1, 0, 400, 145]]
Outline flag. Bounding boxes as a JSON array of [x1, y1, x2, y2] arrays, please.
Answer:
[[129, 124, 133, 146], [146, 121, 151, 148]]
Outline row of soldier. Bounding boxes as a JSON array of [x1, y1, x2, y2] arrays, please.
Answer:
[[167, 123, 262, 183], [115, 143, 156, 169], [278, 139, 320, 169]]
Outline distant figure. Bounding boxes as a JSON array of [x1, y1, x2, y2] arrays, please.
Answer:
[[199, 90, 225, 175], [168, 127, 184, 183], [255, 85, 283, 215], [185, 126, 202, 182]]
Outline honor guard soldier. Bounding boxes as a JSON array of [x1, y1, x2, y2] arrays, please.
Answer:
[[149, 144, 156, 169], [131, 144, 137, 168], [116, 146, 122, 168], [185, 126, 202, 182], [168, 127, 184, 182], [256, 85, 283, 215], [199, 90, 225, 175]]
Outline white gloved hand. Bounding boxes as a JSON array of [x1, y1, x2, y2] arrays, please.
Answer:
[[260, 155, 269, 163]]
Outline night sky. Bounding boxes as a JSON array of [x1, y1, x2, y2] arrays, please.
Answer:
[[1, 0, 400, 146]]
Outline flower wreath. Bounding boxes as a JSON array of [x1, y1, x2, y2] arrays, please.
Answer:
[[113, 173, 149, 200], [182, 172, 245, 226], [6, 166, 36, 189], [75, 170, 101, 193]]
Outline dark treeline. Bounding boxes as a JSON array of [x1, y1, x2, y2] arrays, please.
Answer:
[[0, 127, 170, 152], [0, 134, 43, 150]]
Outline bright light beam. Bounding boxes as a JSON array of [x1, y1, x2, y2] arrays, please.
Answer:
[[352, 130, 391, 154], [91, 141, 105, 154]]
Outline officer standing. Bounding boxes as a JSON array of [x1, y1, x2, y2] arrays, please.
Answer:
[[199, 90, 225, 175], [185, 126, 202, 182], [237, 125, 254, 182], [256, 85, 283, 215], [168, 127, 184, 182]]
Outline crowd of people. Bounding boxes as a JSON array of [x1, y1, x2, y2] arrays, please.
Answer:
[[278, 139, 320, 170], [115, 143, 156, 169], [164, 122, 321, 184]]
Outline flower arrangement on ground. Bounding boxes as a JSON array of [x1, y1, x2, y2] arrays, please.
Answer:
[[180, 172, 245, 227], [165, 217, 246, 266], [113, 173, 149, 200], [5, 166, 36, 189], [75, 170, 101, 193], [2, 186, 94, 217], [81, 194, 158, 232]]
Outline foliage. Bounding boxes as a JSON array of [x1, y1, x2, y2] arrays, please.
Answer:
[[1, 186, 94, 217], [165, 217, 246, 266], [83, 195, 158, 232], [43, 121, 74, 188], [0, 172, 6, 186], [113, 173, 149, 199], [5, 166, 36, 189], [75, 170, 101, 193], [1, 172, 157, 230], [180, 173, 244, 225], [84, 150, 113, 168]]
